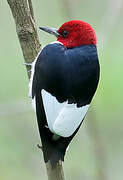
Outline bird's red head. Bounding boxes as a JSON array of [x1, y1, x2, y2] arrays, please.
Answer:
[[57, 20, 97, 48]]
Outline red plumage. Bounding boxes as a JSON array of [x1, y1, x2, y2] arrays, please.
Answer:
[[57, 20, 97, 48]]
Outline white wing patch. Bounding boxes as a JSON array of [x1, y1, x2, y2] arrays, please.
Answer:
[[42, 90, 65, 132], [42, 90, 90, 138], [53, 103, 89, 137]]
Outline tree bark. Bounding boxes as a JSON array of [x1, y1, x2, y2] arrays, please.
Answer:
[[7, 0, 40, 78], [46, 161, 65, 180], [7, 0, 65, 180]]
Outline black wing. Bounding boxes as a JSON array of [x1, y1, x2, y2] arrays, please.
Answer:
[[32, 43, 100, 106]]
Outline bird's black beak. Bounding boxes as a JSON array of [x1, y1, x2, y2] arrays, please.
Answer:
[[39, 27, 60, 37]]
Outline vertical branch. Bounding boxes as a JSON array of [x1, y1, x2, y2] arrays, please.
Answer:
[[46, 161, 65, 180], [28, 0, 35, 22], [7, 0, 40, 78], [7, 0, 65, 180]]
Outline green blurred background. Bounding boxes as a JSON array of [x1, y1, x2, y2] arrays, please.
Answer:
[[0, 0, 123, 179]]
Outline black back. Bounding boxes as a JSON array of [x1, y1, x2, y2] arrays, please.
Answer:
[[32, 43, 100, 107]]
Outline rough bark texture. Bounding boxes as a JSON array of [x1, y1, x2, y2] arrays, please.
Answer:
[[7, 0, 40, 78], [7, 0, 65, 180], [46, 161, 65, 180]]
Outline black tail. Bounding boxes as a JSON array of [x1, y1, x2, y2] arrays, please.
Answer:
[[35, 90, 66, 167], [35, 90, 83, 167]]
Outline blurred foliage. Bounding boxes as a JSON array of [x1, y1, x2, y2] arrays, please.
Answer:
[[0, 0, 123, 180]]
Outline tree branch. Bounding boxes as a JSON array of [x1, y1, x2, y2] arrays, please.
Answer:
[[46, 161, 65, 180], [7, 0, 65, 180], [7, 0, 40, 78], [28, 0, 35, 22]]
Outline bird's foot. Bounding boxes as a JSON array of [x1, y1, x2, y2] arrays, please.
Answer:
[[28, 69, 31, 73], [45, 125, 49, 129], [37, 144, 43, 150]]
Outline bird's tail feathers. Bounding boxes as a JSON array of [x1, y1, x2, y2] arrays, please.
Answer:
[[35, 90, 65, 167]]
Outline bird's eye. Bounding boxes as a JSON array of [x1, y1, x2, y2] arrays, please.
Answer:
[[62, 30, 69, 37]]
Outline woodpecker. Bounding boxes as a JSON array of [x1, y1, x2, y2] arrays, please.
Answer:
[[29, 20, 100, 166]]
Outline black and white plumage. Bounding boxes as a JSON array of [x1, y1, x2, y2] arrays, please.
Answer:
[[29, 20, 100, 166]]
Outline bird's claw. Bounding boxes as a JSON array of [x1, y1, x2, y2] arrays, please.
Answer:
[[37, 144, 43, 150], [45, 125, 49, 129]]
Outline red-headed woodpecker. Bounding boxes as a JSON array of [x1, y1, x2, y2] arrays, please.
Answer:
[[29, 20, 100, 166]]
